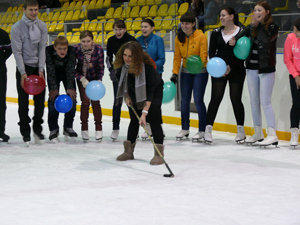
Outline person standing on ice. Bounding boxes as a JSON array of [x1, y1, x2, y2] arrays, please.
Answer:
[[233, 0, 279, 147], [11, 0, 48, 145], [114, 41, 165, 165], [204, 7, 246, 144], [106, 20, 136, 141], [0, 27, 12, 142], [170, 12, 208, 141], [284, 18, 300, 147], [46, 36, 78, 143], [74, 30, 104, 142]]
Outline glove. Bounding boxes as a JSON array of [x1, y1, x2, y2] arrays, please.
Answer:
[[109, 69, 117, 82], [80, 76, 89, 88], [170, 74, 178, 84]]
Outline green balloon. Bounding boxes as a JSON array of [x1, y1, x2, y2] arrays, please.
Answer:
[[233, 36, 251, 60], [162, 82, 176, 104], [186, 55, 203, 74]]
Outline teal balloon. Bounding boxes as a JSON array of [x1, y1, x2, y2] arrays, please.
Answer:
[[162, 82, 176, 104], [233, 36, 251, 60], [186, 55, 203, 74], [207, 57, 227, 78], [85, 80, 106, 101]]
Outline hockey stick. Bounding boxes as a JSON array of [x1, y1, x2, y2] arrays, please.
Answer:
[[129, 104, 175, 178]]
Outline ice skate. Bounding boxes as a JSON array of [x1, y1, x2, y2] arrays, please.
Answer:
[[81, 130, 89, 142], [34, 133, 45, 145], [63, 128, 77, 142], [0, 133, 10, 142], [290, 128, 299, 148], [204, 125, 213, 144], [235, 125, 246, 144], [192, 131, 204, 142], [23, 136, 31, 146], [142, 123, 152, 141], [245, 126, 264, 146], [259, 127, 279, 148], [176, 130, 189, 140], [96, 131, 103, 142], [49, 129, 60, 143], [110, 130, 119, 141]]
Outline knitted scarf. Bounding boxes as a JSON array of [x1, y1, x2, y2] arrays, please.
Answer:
[[22, 14, 41, 44], [116, 63, 147, 109], [80, 43, 95, 77]]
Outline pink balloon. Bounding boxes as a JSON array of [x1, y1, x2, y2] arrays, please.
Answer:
[[23, 75, 46, 95]]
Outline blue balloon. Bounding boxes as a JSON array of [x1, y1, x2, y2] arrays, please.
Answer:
[[207, 57, 227, 78], [54, 94, 73, 113], [85, 80, 106, 101]]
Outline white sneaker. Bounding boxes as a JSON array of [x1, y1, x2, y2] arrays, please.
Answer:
[[192, 131, 204, 141], [81, 130, 89, 142], [176, 130, 189, 140], [110, 130, 119, 140], [235, 125, 246, 143], [96, 131, 103, 142], [259, 127, 278, 147], [142, 123, 152, 140], [245, 126, 264, 144], [290, 128, 299, 147], [204, 125, 213, 143]]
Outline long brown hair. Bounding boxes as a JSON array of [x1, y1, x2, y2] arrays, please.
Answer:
[[114, 41, 154, 76], [252, 1, 273, 38]]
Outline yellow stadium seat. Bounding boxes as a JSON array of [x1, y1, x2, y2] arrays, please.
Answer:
[[0, 15, 2, 22], [72, 10, 81, 20], [146, 0, 155, 5], [60, 2, 69, 11], [65, 11, 74, 21], [17, 6, 23, 12], [178, 2, 188, 16], [157, 30, 166, 38], [58, 11, 67, 21], [67, 1, 76, 11], [121, 7, 131, 18], [1, 24, 7, 32], [275, 0, 289, 11], [131, 17, 142, 31], [204, 29, 213, 40], [97, 7, 114, 19], [45, 21, 50, 30], [48, 21, 57, 32], [17, 12, 23, 21], [57, 32, 65, 36], [70, 32, 80, 45], [88, 19, 98, 32], [55, 21, 65, 32], [74, 1, 83, 10], [4, 14, 12, 24], [95, 0, 103, 9], [104, 31, 114, 45], [45, 12, 54, 22], [104, 19, 114, 31], [148, 5, 157, 17], [82, 0, 90, 9], [153, 16, 162, 30], [137, 0, 146, 6], [244, 13, 253, 27], [96, 19, 106, 32], [66, 32, 73, 42], [6, 23, 13, 33], [238, 13, 245, 25], [139, 6, 149, 17], [87, 0, 97, 9], [128, 0, 137, 7], [113, 7, 122, 19], [135, 30, 142, 38], [103, 0, 111, 8], [79, 10, 88, 20], [37, 12, 41, 19], [73, 19, 90, 31], [0, 15, 7, 24], [51, 11, 60, 22], [157, 4, 168, 17], [95, 32, 106, 45], [204, 16, 221, 29], [167, 3, 178, 16], [128, 30, 135, 36], [125, 18, 133, 31], [6, 7, 12, 13], [129, 6, 140, 18], [11, 6, 18, 13], [11, 14, 17, 23], [155, 0, 162, 4], [161, 16, 173, 30]]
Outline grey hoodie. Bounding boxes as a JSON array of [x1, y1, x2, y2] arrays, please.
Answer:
[[11, 14, 48, 75]]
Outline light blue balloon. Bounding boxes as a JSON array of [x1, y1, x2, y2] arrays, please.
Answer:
[[207, 57, 227, 78], [85, 80, 106, 101]]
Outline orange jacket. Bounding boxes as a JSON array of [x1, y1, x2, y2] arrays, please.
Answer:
[[172, 29, 208, 75]]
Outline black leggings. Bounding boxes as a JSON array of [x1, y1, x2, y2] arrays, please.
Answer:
[[289, 74, 300, 128], [206, 73, 245, 126]]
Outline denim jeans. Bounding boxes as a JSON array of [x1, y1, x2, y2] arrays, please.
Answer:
[[180, 71, 208, 131], [247, 70, 276, 128]]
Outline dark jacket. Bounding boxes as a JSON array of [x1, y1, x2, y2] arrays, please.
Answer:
[[46, 45, 76, 90], [116, 63, 163, 104], [0, 28, 12, 68], [236, 22, 278, 73]]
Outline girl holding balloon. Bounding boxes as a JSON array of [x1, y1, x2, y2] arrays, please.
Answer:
[[234, 0, 279, 147], [74, 30, 105, 142], [204, 7, 246, 143], [171, 12, 208, 141]]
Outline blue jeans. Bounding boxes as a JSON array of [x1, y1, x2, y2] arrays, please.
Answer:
[[180, 71, 208, 131], [247, 70, 276, 128]]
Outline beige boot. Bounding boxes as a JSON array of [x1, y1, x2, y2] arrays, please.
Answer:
[[150, 144, 164, 165], [116, 140, 136, 161]]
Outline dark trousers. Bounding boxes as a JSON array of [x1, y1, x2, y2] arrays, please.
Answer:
[[112, 80, 122, 130], [289, 74, 300, 128], [0, 66, 7, 134], [127, 103, 163, 144], [47, 76, 77, 131], [16, 65, 45, 137]]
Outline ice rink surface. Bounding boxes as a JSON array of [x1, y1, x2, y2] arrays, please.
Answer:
[[0, 103, 300, 225]]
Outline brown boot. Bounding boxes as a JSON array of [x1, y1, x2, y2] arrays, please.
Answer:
[[116, 140, 136, 161], [150, 144, 164, 165]]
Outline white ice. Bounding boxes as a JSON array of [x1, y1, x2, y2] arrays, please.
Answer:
[[0, 103, 300, 225]]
